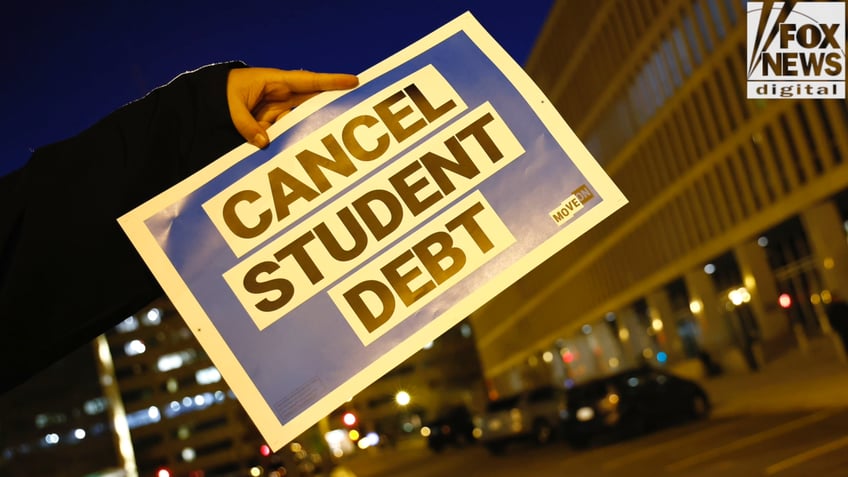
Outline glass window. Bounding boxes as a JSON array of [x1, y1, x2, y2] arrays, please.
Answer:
[[630, 80, 649, 125], [116, 316, 139, 333], [663, 39, 683, 88], [673, 27, 693, 76], [652, 51, 672, 102], [644, 63, 662, 114], [723, 0, 738, 24], [707, 0, 727, 38], [682, 15, 703, 65], [694, 1, 715, 52]]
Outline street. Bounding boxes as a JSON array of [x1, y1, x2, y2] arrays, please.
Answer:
[[339, 409, 848, 476]]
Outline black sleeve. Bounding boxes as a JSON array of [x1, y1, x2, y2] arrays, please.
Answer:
[[0, 61, 248, 393]]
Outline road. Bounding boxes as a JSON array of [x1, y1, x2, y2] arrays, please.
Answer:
[[338, 408, 848, 476]]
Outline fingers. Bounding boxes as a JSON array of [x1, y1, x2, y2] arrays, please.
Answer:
[[227, 67, 359, 148], [252, 93, 319, 124], [229, 100, 269, 148], [264, 69, 359, 94]]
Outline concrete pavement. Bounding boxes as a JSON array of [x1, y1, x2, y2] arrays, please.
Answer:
[[693, 335, 848, 416]]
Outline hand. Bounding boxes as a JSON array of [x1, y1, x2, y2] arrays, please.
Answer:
[[227, 67, 359, 148]]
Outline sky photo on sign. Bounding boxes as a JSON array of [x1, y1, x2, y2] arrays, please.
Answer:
[[116, 12, 627, 445], [0, 1, 554, 177]]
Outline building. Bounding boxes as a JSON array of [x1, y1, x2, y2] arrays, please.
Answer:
[[0, 294, 483, 476], [102, 298, 270, 477], [470, 0, 848, 396], [327, 320, 486, 449], [0, 297, 318, 477], [0, 344, 117, 477]]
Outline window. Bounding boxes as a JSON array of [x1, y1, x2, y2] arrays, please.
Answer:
[[694, 1, 715, 52], [707, 0, 727, 38]]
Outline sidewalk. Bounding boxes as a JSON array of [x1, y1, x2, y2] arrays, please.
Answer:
[[695, 336, 848, 416]]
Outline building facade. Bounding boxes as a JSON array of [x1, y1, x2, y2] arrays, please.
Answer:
[[329, 320, 486, 448], [0, 297, 319, 477], [0, 345, 117, 477], [470, 0, 848, 396]]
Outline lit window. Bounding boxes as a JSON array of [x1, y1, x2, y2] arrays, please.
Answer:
[[126, 406, 162, 429], [84, 397, 108, 415], [124, 339, 146, 356], [143, 308, 162, 326], [195, 366, 222, 385], [116, 316, 139, 333], [157, 349, 197, 372], [157, 354, 183, 372], [181, 447, 196, 462], [35, 413, 67, 428], [35, 414, 49, 429]]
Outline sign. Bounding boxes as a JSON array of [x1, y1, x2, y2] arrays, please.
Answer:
[[119, 12, 627, 449], [747, 1, 846, 99]]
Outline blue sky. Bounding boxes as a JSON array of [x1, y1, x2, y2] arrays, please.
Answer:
[[0, 1, 554, 176]]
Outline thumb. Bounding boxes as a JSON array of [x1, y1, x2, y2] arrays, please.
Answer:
[[230, 101, 269, 148]]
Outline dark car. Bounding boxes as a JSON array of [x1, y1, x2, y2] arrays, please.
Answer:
[[563, 366, 710, 448], [422, 405, 476, 452]]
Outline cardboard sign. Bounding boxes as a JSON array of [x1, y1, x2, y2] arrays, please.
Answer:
[[119, 12, 627, 449]]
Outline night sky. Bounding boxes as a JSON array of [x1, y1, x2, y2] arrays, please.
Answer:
[[0, 1, 554, 176]]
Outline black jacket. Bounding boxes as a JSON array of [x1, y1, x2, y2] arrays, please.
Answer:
[[0, 62, 246, 394]]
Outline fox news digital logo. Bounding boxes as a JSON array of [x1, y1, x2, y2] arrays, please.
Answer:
[[747, 1, 845, 99]]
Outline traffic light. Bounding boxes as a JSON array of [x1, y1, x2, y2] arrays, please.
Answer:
[[156, 468, 171, 477]]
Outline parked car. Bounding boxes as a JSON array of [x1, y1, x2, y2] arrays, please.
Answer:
[[475, 385, 568, 454], [563, 365, 710, 448], [421, 405, 476, 452]]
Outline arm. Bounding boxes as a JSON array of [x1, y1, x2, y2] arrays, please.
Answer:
[[0, 62, 358, 393]]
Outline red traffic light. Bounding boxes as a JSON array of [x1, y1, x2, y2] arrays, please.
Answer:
[[778, 293, 792, 309], [343, 412, 357, 427]]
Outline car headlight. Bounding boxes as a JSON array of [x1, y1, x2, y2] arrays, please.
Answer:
[[576, 406, 595, 422]]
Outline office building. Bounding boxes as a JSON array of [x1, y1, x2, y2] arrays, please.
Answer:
[[470, 0, 848, 395], [1, 298, 276, 477]]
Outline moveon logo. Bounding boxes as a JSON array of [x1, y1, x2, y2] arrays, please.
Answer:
[[747, 1, 845, 99]]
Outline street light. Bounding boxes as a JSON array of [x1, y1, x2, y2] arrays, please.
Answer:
[[395, 391, 410, 406]]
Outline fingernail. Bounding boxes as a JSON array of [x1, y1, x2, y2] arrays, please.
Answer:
[[253, 133, 268, 148]]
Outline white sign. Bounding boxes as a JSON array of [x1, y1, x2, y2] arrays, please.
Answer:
[[119, 12, 627, 449]]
